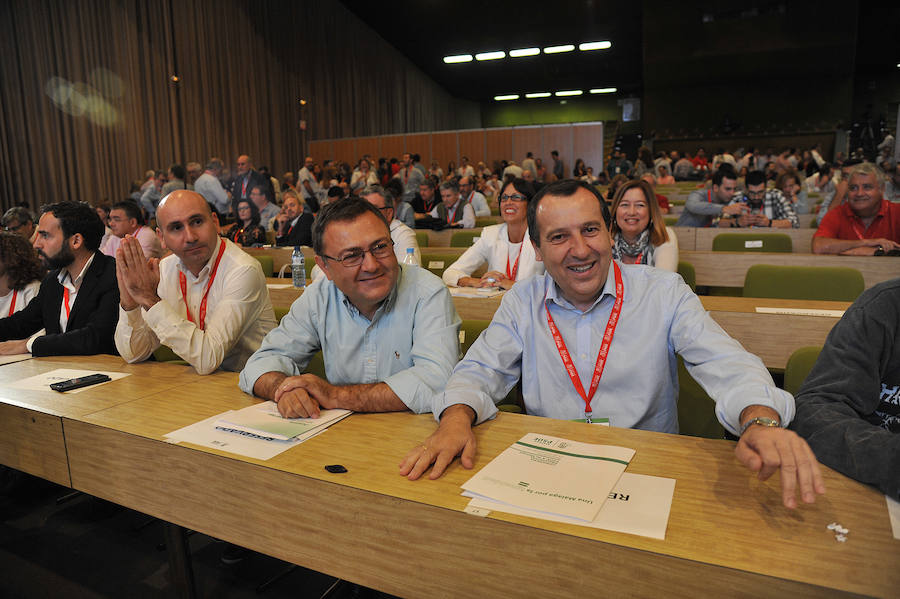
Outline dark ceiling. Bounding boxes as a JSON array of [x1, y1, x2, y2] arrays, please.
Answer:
[[338, 0, 644, 103]]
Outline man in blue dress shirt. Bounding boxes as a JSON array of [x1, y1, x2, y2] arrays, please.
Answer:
[[400, 180, 825, 510], [239, 197, 460, 418]]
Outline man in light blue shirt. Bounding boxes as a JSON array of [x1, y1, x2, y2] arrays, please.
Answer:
[[401, 180, 825, 510], [239, 197, 460, 417]]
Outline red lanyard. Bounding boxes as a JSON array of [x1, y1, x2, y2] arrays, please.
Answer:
[[545, 262, 623, 422], [178, 241, 226, 330], [241, 177, 248, 198], [506, 243, 523, 281], [62, 287, 71, 320], [447, 203, 458, 224], [7, 290, 17, 317], [403, 168, 410, 184]]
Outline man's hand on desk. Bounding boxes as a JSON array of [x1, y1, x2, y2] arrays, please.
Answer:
[[399, 404, 476, 480], [0, 339, 28, 355], [735, 406, 825, 509], [274, 374, 337, 419]]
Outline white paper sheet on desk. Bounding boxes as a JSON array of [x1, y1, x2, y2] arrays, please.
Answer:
[[164, 412, 324, 460], [9, 368, 130, 393], [461, 433, 635, 522], [755, 307, 845, 318], [465, 472, 676, 540], [448, 287, 504, 298], [887, 495, 900, 540], [0, 354, 33, 366], [266, 284, 293, 290]]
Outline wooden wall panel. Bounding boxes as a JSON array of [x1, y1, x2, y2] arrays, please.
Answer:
[[541, 125, 574, 180], [458, 130, 485, 167], [332, 139, 356, 165], [380, 135, 405, 161], [431, 132, 458, 177], [484, 128, 513, 172], [572, 122, 605, 177], [404, 133, 431, 165], [309, 140, 333, 163], [356, 137, 380, 164], [512, 126, 543, 169]]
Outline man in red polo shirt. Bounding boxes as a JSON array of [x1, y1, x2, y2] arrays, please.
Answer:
[[812, 162, 900, 255]]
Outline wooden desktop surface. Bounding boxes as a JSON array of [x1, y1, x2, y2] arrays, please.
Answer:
[[54, 370, 898, 598], [266, 279, 846, 370]]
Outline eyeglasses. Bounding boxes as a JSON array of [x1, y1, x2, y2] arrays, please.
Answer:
[[322, 240, 394, 267], [3, 222, 28, 232], [499, 193, 527, 202], [376, 205, 393, 215]]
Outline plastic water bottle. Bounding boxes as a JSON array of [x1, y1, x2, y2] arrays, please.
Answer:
[[291, 246, 306, 289], [402, 247, 418, 267]]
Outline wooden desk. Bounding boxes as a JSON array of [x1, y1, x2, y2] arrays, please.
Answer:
[[693, 227, 817, 253], [59, 377, 899, 597], [682, 251, 900, 289], [0, 355, 230, 486]]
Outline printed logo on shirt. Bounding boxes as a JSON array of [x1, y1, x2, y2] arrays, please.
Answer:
[[875, 381, 900, 433]]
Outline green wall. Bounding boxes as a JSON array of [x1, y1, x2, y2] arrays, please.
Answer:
[[481, 96, 620, 127]]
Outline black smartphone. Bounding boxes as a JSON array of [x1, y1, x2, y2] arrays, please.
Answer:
[[49, 373, 112, 392]]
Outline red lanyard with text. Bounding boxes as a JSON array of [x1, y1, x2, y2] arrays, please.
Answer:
[[447, 203, 458, 224], [545, 262, 623, 422], [179, 241, 226, 330], [8, 290, 17, 317], [506, 243, 523, 281]]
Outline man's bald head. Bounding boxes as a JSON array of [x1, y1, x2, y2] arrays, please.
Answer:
[[157, 190, 212, 227], [236, 155, 252, 175], [155, 190, 220, 276]]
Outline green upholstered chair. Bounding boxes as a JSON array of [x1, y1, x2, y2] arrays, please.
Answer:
[[265, 229, 276, 245], [677, 357, 725, 439], [450, 231, 481, 247], [415, 230, 429, 248], [153, 345, 188, 366], [743, 265, 864, 301], [784, 346, 822, 396], [253, 255, 274, 277], [664, 216, 679, 226], [421, 252, 461, 278], [459, 318, 522, 413], [677, 261, 696, 291], [305, 350, 326, 379], [712, 233, 793, 253], [274, 306, 290, 323], [475, 217, 499, 228]]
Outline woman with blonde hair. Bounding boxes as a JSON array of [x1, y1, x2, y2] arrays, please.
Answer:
[[609, 179, 678, 271]]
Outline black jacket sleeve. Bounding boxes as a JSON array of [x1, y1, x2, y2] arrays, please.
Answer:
[[791, 280, 900, 500]]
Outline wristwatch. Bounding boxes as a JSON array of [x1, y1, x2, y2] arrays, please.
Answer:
[[740, 416, 781, 436]]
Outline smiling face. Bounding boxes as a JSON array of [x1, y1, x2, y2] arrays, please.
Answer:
[[847, 173, 883, 218], [499, 183, 528, 226], [532, 188, 612, 311], [315, 211, 398, 318], [156, 191, 220, 276], [615, 187, 651, 241]]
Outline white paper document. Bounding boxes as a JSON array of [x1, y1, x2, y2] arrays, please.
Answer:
[[164, 412, 318, 460], [755, 307, 845, 318], [461, 433, 635, 522], [448, 287, 504, 298], [0, 354, 32, 366], [466, 472, 676, 540], [887, 495, 900, 540], [266, 284, 293, 290], [10, 368, 130, 393], [214, 401, 351, 441]]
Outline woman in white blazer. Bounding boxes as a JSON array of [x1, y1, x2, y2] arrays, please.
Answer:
[[442, 179, 544, 289]]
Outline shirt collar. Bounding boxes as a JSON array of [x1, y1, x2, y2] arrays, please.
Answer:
[[543, 259, 618, 313], [177, 237, 223, 283], [58, 252, 96, 290], [339, 267, 401, 322], [845, 199, 888, 221]]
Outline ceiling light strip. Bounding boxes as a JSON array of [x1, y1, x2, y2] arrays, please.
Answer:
[[494, 94, 519, 101], [543, 44, 575, 54], [509, 48, 540, 58], [579, 41, 612, 51], [475, 51, 506, 61], [443, 54, 473, 64], [525, 92, 551, 98], [555, 90, 582, 97]]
